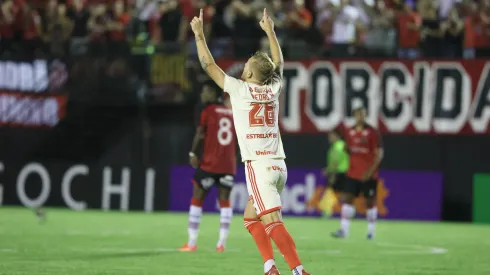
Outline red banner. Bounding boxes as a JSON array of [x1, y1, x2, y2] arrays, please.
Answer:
[[218, 59, 490, 134]]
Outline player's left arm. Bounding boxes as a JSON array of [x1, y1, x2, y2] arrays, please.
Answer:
[[189, 125, 205, 168], [190, 9, 226, 89], [363, 130, 384, 180], [189, 109, 208, 168]]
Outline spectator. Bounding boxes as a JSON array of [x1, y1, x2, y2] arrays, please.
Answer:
[[87, 3, 110, 56], [416, 0, 443, 58], [441, 8, 464, 58], [472, 0, 490, 56], [20, 2, 43, 56], [135, 0, 159, 33], [67, 0, 90, 55], [396, 0, 421, 58], [285, 0, 313, 38], [0, 0, 16, 53], [155, 0, 186, 43], [439, 0, 461, 19], [43, 0, 58, 30], [45, 3, 73, 57], [317, 0, 364, 57], [209, 0, 233, 57], [228, 0, 264, 57], [283, 0, 313, 58], [182, 0, 213, 55], [364, 0, 396, 57], [108, 0, 130, 41]]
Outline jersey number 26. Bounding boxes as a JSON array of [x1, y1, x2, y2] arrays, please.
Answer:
[[249, 103, 275, 127]]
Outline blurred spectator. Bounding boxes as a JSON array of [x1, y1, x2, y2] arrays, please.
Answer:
[[21, 2, 43, 56], [87, 3, 110, 56], [440, 8, 464, 58], [439, 0, 461, 19], [209, 0, 233, 57], [67, 0, 90, 54], [395, 0, 420, 58], [415, 0, 443, 58], [43, 0, 58, 28], [108, 0, 130, 41], [154, 0, 186, 43], [0, 0, 16, 53], [285, 0, 313, 38], [364, 0, 396, 57], [317, 0, 364, 57], [282, 0, 313, 58], [472, 0, 490, 56], [45, 3, 73, 57], [181, 0, 212, 55], [228, 0, 264, 57]]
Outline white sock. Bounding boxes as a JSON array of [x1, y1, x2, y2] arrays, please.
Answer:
[[292, 265, 304, 275], [217, 207, 233, 247], [187, 205, 202, 247], [367, 207, 378, 236], [341, 204, 355, 236], [264, 259, 275, 273]]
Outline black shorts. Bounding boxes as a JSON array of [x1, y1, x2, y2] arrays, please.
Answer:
[[328, 173, 346, 192], [344, 176, 378, 198], [193, 168, 234, 191]]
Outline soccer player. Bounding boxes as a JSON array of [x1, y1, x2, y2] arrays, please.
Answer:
[[190, 8, 311, 275], [332, 103, 383, 240], [307, 129, 349, 214], [179, 81, 236, 252]]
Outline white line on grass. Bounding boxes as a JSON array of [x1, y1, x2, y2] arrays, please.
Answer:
[[376, 242, 447, 255], [68, 247, 341, 254]]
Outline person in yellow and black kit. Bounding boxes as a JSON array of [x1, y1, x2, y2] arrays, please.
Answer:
[[307, 129, 349, 214]]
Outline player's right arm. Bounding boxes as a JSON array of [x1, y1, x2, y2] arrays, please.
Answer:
[[260, 8, 284, 77], [190, 9, 226, 89]]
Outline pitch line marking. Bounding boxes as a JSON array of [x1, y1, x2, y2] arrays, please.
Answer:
[[67, 247, 341, 254]]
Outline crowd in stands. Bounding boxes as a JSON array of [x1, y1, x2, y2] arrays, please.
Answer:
[[1, 0, 490, 59]]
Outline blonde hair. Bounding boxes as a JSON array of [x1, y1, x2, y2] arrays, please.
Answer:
[[252, 51, 279, 85]]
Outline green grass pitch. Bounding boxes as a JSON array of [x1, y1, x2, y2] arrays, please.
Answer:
[[0, 207, 489, 275]]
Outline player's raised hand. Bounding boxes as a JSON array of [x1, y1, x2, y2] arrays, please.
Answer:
[[190, 8, 204, 36], [259, 8, 274, 34]]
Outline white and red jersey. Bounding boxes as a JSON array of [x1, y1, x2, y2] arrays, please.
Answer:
[[224, 75, 286, 162]]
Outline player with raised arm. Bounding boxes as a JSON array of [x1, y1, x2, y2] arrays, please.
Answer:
[[190, 8, 311, 275], [179, 81, 236, 252], [331, 102, 383, 240]]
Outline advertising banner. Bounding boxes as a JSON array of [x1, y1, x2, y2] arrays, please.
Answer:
[[218, 59, 490, 134], [0, 161, 166, 211], [0, 59, 69, 128], [170, 166, 443, 220]]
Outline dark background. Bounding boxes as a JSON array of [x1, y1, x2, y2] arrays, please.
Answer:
[[2, 101, 490, 221], [1, 55, 489, 221]]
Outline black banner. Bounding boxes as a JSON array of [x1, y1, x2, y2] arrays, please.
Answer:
[[0, 161, 167, 211]]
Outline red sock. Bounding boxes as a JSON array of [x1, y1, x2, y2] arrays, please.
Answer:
[[266, 222, 301, 270], [244, 218, 274, 262]]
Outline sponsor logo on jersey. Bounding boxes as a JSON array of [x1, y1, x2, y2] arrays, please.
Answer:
[[255, 150, 277, 156], [246, 133, 278, 139]]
